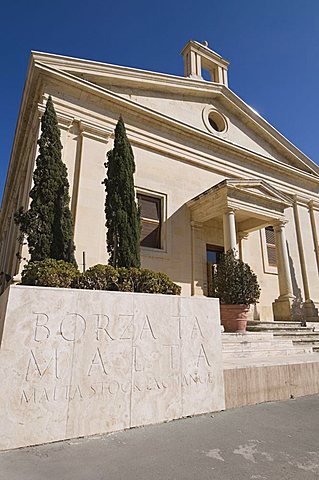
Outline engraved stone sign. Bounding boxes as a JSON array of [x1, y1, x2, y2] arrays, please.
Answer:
[[0, 285, 225, 450]]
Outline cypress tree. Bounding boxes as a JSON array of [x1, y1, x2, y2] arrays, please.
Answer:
[[103, 116, 140, 268], [15, 95, 76, 264]]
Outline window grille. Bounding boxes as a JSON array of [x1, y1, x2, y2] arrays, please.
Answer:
[[265, 226, 277, 266]]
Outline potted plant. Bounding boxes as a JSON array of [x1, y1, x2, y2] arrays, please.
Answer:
[[212, 249, 261, 333]]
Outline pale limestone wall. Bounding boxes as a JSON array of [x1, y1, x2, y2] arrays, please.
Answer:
[[11, 88, 317, 317], [224, 361, 319, 409], [240, 231, 278, 321], [2, 59, 319, 319], [241, 206, 314, 321], [298, 205, 319, 303], [56, 113, 226, 287], [105, 87, 294, 166], [60, 126, 77, 198], [134, 145, 224, 292], [0, 285, 224, 450], [72, 135, 108, 268]]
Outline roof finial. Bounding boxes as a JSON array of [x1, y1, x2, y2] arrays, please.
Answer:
[[202, 40, 209, 47]]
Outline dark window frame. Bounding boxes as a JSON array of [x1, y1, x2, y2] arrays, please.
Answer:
[[137, 193, 163, 250]]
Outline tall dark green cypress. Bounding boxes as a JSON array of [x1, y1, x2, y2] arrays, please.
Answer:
[[103, 116, 140, 268], [15, 95, 76, 264]]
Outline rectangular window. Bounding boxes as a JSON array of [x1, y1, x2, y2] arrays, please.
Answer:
[[137, 193, 162, 249], [265, 226, 277, 267]]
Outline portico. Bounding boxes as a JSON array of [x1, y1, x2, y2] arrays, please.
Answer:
[[187, 179, 298, 321]]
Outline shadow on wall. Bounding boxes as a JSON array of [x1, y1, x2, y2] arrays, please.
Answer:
[[0, 273, 12, 296], [287, 242, 305, 324]]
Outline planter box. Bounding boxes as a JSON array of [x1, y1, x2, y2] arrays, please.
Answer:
[[220, 304, 250, 333], [0, 285, 224, 450]]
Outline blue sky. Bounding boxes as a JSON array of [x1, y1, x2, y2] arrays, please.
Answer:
[[1, 0, 319, 203]]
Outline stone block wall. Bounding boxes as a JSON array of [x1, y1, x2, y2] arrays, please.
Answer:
[[0, 286, 224, 450]]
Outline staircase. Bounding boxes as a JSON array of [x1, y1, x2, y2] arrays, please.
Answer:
[[222, 321, 319, 409], [222, 321, 319, 368], [247, 321, 319, 352]]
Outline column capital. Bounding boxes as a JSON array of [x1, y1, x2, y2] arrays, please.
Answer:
[[223, 207, 237, 215], [308, 199, 319, 212], [238, 231, 249, 241], [273, 219, 288, 231]]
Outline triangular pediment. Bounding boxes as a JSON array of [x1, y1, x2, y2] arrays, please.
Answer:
[[187, 178, 292, 226], [31, 51, 319, 179], [225, 179, 292, 206]]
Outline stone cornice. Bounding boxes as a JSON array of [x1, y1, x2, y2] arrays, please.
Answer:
[[32, 51, 224, 92], [79, 120, 112, 143], [31, 51, 319, 177], [39, 97, 113, 142], [308, 199, 319, 211], [49, 94, 317, 190], [290, 194, 319, 209], [38, 102, 74, 129], [0, 58, 41, 229], [45, 95, 318, 200], [181, 40, 230, 67], [292, 194, 313, 206], [187, 179, 292, 210], [32, 61, 319, 185]]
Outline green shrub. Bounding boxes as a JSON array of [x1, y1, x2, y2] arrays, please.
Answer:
[[212, 249, 260, 304], [21, 259, 79, 288], [72, 264, 118, 290], [117, 268, 181, 295], [20, 260, 181, 295], [73, 265, 181, 295]]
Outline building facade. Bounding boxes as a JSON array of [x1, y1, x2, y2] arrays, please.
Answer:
[[1, 40, 319, 322]]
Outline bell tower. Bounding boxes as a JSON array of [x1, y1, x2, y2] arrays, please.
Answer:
[[181, 40, 229, 86]]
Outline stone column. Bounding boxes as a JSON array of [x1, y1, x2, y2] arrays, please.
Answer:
[[188, 51, 201, 79], [217, 66, 224, 84], [70, 120, 84, 224], [272, 220, 296, 321], [238, 232, 249, 261], [293, 200, 318, 321], [308, 200, 319, 275], [223, 208, 237, 253], [190, 221, 204, 296]]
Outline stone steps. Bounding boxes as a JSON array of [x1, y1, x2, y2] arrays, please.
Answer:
[[222, 331, 314, 363], [248, 321, 306, 329], [223, 316, 319, 407], [246, 321, 319, 355], [247, 321, 313, 334], [222, 338, 307, 351], [273, 332, 319, 340], [223, 347, 313, 360]]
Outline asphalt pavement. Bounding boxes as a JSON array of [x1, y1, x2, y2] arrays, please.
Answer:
[[1, 395, 319, 480]]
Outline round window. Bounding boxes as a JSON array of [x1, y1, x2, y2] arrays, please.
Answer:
[[202, 107, 227, 134]]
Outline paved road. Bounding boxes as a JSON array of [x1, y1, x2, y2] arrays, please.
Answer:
[[1, 395, 319, 480]]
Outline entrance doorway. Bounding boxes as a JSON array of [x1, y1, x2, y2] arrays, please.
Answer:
[[207, 245, 223, 297]]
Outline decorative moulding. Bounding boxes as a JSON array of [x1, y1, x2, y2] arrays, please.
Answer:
[[32, 58, 319, 179]]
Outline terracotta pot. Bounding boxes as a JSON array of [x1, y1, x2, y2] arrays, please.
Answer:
[[220, 304, 250, 333]]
